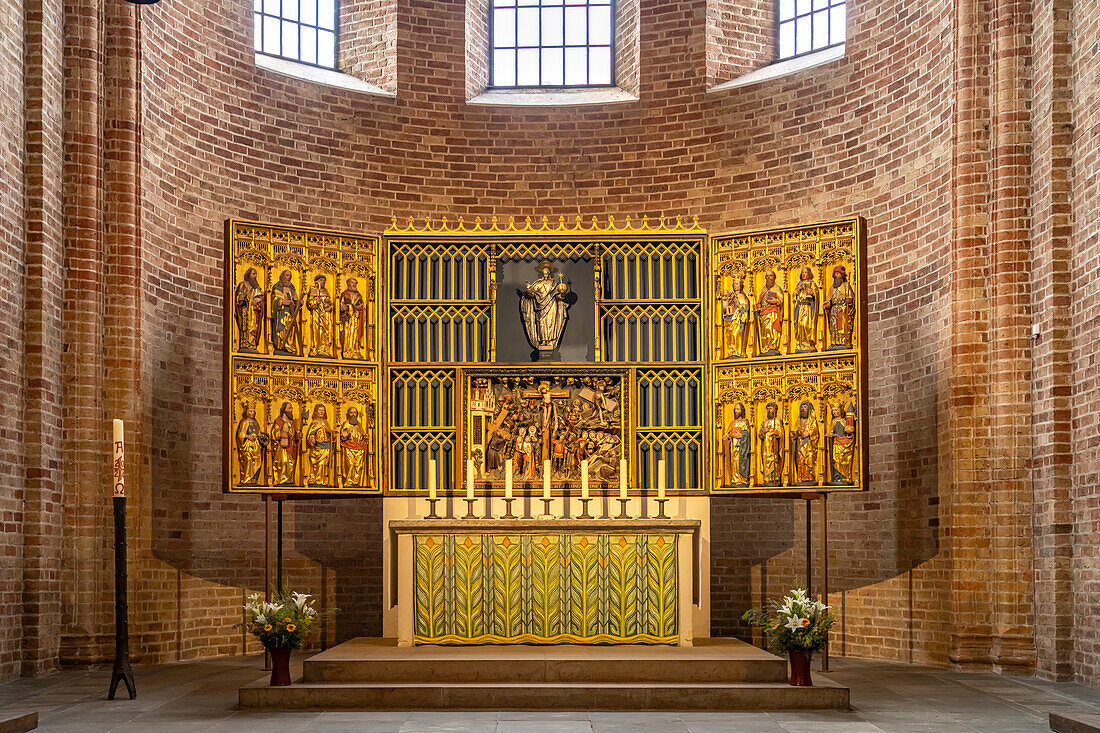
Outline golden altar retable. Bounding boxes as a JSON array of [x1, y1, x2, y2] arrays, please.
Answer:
[[391, 518, 700, 646]]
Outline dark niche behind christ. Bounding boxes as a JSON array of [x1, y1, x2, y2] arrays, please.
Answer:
[[496, 258, 591, 363]]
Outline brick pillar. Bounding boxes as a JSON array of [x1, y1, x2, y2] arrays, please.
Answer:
[[21, 0, 66, 676], [1028, 0, 1074, 681], [60, 0, 111, 665], [987, 0, 1035, 674], [948, 0, 995, 669]]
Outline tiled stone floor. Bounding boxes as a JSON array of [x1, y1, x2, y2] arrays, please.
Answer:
[[1, 654, 1098, 732]]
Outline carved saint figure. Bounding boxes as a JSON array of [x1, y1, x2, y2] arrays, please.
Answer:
[[270, 270, 301, 356], [720, 277, 752, 358], [307, 274, 334, 357], [721, 402, 752, 486], [235, 402, 265, 484], [304, 404, 333, 486], [756, 270, 786, 356], [339, 406, 369, 487], [793, 400, 820, 485], [512, 426, 530, 478], [485, 428, 509, 472], [269, 401, 300, 485], [792, 267, 819, 353], [758, 402, 785, 486], [339, 277, 366, 360], [520, 261, 570, 359], [234, 267, 265, 353], [824, 264, 855, 350], [830, 402, 856, 484]]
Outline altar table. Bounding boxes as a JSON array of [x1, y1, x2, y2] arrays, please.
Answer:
[[390, 518, 700, 646]]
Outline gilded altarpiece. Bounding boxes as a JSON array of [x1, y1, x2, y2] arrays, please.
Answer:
[[709, 218, 867, 493], [224, 220, 383, 494], [384, 216, 708, 496]]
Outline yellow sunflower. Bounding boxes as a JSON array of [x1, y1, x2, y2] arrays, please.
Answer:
[[264, 624, 272, 631], [801, 618, 811, 627], [286, 623, 297, 632]]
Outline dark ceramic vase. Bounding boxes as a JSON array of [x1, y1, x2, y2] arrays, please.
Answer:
[[788, 649, 813, 686], [268, 647, 292, 687]]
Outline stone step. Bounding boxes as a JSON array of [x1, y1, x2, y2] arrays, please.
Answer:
[[1050, 712, 1100, 733], [301, 637, 788, 685], [239, 679, 850, 711]]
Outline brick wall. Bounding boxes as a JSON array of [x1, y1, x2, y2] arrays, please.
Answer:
[[0, 0, 1096, 688], [706, 0, 774, 85]]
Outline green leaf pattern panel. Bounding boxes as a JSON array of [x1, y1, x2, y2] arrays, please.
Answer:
[[413, 533, 677, 644]]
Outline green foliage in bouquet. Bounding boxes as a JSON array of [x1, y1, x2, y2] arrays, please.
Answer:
[[242, 590, 321, 650], [742, 586, 836, 654]]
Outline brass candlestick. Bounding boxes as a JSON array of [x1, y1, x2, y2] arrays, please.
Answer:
[[501, 497, 517, 520], [616, 498, 631, 519], [577, 498, 593, 519], [539, 497, 554, 519], [425, 498, 441, 520], [462, 498, 478, 519], [655, 498, 669, 520]]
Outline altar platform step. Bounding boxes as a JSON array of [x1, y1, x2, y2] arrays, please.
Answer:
[[238, 637, 850, 711]]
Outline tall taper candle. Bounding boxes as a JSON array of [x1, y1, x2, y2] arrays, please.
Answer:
[[504, 459, 513, 500], [543, 460, 551, 499], [466, 459, 475, 500], [112, 419, 125, 497], [428, 459, 437, 500], [657, 459, 666, 500], [619, 459, 627, 499], [580, 459, 589, 500]]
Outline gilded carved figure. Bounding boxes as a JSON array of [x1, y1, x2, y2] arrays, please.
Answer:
[[270, 270, 301, 356], [304, 404, 333, 486], [235, 402, 266, 484], [234, 267, 265, 353], [721, 402, 752, 486], [520, 261, 571, 360], [793, 400, 819, 485], [339, 277, 366, 360], [720, 277, 752, 358], [829, 402, 856, 484], [756, 270, 786, 356], [824, 264, 855, 350], [269, 401, 300, 485], [792, 266, 819, 353], [339, 405, 370, 487], [758, 402, 784, 486], [307, 274, 334, 357]]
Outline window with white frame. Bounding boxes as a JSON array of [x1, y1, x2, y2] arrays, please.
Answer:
[[777, 0, 845, 60], [489, 0, 615, 88], [254, 0, 339, 69]]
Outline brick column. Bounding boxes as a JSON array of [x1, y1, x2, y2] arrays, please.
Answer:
[[60, 0, 111, 665], [987, 0, 1036, 674], [948, 0, 995, 668], [1028, 0, 1074, 681], [21, 0, 66, 676]]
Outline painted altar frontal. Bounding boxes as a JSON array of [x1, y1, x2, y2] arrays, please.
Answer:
[[222, 215, 867, 645]]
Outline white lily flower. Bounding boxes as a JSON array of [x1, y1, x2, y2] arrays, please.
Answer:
[[785, 616, 806, 632]]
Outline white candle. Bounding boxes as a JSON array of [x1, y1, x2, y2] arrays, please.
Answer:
[[112, 419, 125, 497], [466, 459, 475, 500], [580, 459, 589, 500], [657, 459, 666, 500], [428, 459, 437, 500], [543, 459, 551, 499], [619, 459, 627, 500], [504, 459, 513, 500]]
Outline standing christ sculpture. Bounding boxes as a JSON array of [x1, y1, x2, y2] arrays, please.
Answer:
[[520, 261, 570, 360]]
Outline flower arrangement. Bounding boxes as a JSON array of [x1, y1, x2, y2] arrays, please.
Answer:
[[243, 591, 319, 650], [742, 586, 836, 654]]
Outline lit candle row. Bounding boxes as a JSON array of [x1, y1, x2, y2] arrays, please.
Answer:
[[424, 458, 667, 503]]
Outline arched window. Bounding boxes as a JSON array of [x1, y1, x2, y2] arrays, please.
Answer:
[[254, 0, 339, 69], [777, 0, 845, 60], [489, 0, 615, 88]]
